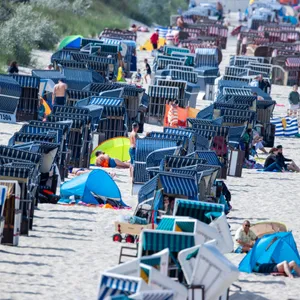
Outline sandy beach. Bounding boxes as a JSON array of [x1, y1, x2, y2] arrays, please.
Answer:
[[0, 14, 300, 300]]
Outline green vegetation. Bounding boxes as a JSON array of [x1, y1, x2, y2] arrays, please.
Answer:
[[0, 0, 188, 67]]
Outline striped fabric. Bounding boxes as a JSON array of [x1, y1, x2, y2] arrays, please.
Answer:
[[225, 66, 248, 77], [188, 151, 221, 166], [163, 127, 194, 139], [31, 70, 65, 82], [47, 115, 84, 128], [192, 124, 229, 137], [195, 135, 210, 151], [195, 48, 218, 68], [193, 129, 216, 139], [87, 83, 144, 97], [174, 199, 224, 224], [285, 57, 300, 68], [21, 126, 63, 145], [157, 217, 175, 231], [29, 120, 71, 133], [270, 117, 298, 137], [171, 52, 195, 66], [220, 108, 256, 122], [138, 175, 159, 203], [157, 80, 186, 101], [167, 65, 195, 72], [148, 86, 179, 99], [71, 52, 116, 64], [142, 230, 195, 252], [53, 105, 92, 116], [12, 132, 57, 144], [188, 118, 221, 127], [0, 164, 34, 179], [0, 146, 41, 164], [169, 70, 198, 84], [163, 156, 207, 170], [98, 273, 139, 300], [164, 46, 190, 56], [89, 96, 124, 106], [214, 102, 249, 110], [57, 60, 87, 69], [12, 75, 40, 89], [51, 49, 73, 63], [157, 58, 184, 70]]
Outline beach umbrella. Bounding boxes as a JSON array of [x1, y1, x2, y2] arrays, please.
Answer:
[[58, 35, 83, 50], [90, 137, 130, 166], [239, 232, 300, 273]]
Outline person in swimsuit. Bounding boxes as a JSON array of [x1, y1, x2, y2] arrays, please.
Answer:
[[253, 261, 300, 278], [129, 122, 139, 177], [52, 79, 68, 106], [95, 151, 130, 168]]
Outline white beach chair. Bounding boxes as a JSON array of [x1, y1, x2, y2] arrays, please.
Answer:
[[0, 185, 7, 243], [0, 180, 21, 246], [108, 249, 170, 277], [139, 263, 188, 300], [209, 213, 234, 253], [178, 243, 239, 300]]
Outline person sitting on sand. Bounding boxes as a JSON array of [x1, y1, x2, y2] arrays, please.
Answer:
[[264, 148, 283, 172], [253, 261, 300, 278], [276, 145, 300, 172], [234, 220, 258, 253], [95, 151, 130, 169], [252, 130, 267, 154]]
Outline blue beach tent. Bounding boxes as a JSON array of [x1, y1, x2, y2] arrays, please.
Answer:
[[239, 232, 300, 273], [60, 169, 128, 207]]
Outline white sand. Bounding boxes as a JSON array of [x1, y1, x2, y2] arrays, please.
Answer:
[[0, 14, 300, 300]]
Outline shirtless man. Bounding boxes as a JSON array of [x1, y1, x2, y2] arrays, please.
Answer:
[[95, 151, 129, 168], [52, 79, 67, 106], [129, 123, 139, 177]]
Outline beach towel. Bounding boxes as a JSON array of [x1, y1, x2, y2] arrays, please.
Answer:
[[270, 117, 298, 137]]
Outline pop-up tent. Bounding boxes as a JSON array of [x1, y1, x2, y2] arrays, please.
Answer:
[[60, 170, 128, 207], [58, 35, 83, 50], [239, 232, 300, 273]]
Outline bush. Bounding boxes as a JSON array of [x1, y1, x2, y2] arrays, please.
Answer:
[[0, 4, 59, 65]]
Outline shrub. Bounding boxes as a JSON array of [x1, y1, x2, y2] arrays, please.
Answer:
[[0, 4, 59, 65]]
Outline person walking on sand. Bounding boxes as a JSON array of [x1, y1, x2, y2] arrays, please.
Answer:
[[129, 123, 139, 178], [234, 220, 258, 253], [52, 79, 67, 106], [144, 59, 151, 84], [288, 85, 300, 117], [150, 29, 159, 51]]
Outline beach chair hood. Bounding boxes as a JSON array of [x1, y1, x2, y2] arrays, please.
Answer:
[[60, 169, 128, 207], [239, 232, 300, 273]]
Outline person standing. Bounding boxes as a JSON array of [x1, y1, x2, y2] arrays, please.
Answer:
[[288, 85, 300, 116], [168, 100, 179, 128], [8, 61, 19, 74], [52, 79, 68, 106], [129, 123, 139, 178], [234, 220, 257, 253], [143, 59, 151, 84], [176, 16, 184, 30], [242, 128, 252, 161], [150, 29, 159, 51]]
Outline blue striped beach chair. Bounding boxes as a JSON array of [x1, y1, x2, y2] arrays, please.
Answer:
[[147, 85, 179, 125], [195, 48, 219, 68], [187, 151, 222, 167], [147, 132, 189, 154], [156, 79, 187, 106], [12, 75, 40, 122], [164, 46, 190, 56], [156, 58, 185, 72], [171, 52, 195, 67], [85, 83, 145, 129], [0, 180, 21, 246], [167, 65, 195, 72], [97, 273, 148, 300], [0, 164, 36, 236], [163, 127, 196, 151], [134, 139, 178, 184]]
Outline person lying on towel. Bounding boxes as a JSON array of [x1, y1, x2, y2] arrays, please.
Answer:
[[253, 261, 300, 278], [95, 151, 130, 169], [234, 220, 258, 253]]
